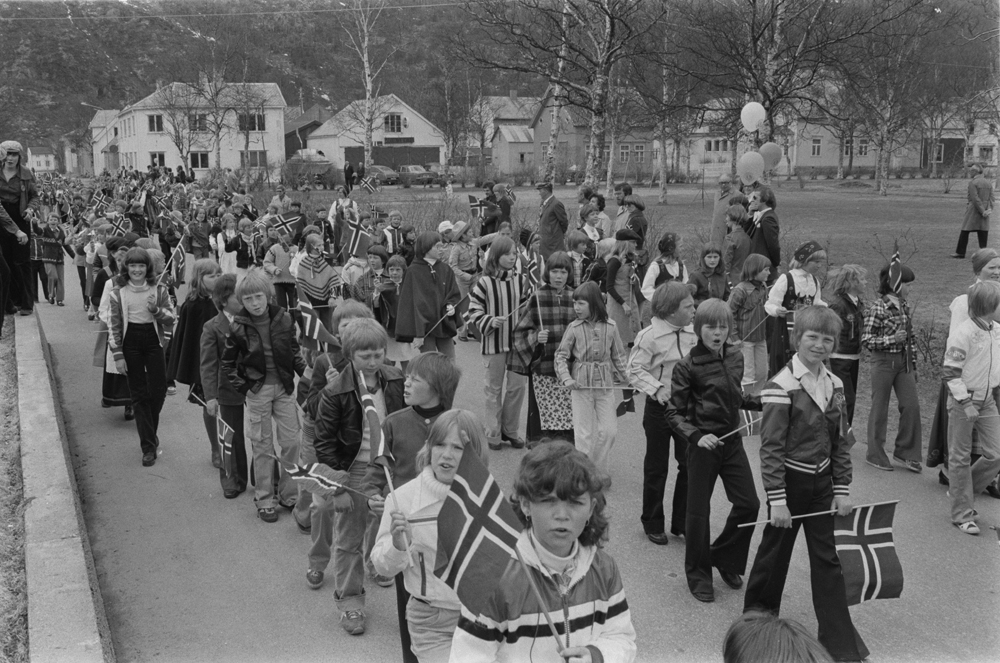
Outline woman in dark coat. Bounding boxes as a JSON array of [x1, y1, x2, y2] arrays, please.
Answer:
[[394, 231, 461, 359], [0, 141, 39, 315]]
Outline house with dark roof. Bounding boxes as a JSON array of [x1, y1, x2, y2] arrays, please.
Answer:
[[284, 104, 335, 161], [27, 146, 57, 174]]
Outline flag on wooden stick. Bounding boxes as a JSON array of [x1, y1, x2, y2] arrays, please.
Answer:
[[469, 195, 489, 219], [834, 500, 903, 606], [216, 414, 234, 477], [434, 447, 523, 617]]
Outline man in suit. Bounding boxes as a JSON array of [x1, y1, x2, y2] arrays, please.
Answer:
[[743, 185, 780, 285], [343, 162, 354, 194], [953, 163, 994, 259], [536, 181, 568, 260]]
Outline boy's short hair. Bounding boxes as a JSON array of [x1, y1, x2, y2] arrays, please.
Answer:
[[340, 318, 389, 357], [740, 254, 773, 282], [723, 611, 833, 663], [565, 230, 589, 250], [385, 254, 407, 273], [366, 244, 390, 266], [235, 267, 275, 302], [211, 273, 238, 309], [791, 306, 841, 349], [414, 231, 442, 259], [967, 280, 1000, 319], [330, 299, 374, 332], [237, 218, 252, 232], [544, 251, 573, 283], [406, 352, 462, 409], [726, 204, 748, 224], [693, 298, 734, 337], [651, 281, 692, 320]]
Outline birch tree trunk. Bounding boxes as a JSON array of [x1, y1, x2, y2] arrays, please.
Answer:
[[544, 0, 571, 184], [836, 133, 845, 180]]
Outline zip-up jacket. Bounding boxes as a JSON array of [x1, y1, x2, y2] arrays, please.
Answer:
[[450, 530, 637, 663], [313, 365, 404, 474], [220, 303, 304, 396], [759, 360, 853, 507], [107, 283, 175, 362], [943, 317, 1000, 404], [665, 341, 761, 447], [828, 293, 864, 358]]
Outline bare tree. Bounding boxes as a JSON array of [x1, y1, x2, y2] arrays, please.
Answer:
[[155, 82, 202, 170], [337, 0, 399, 170], [467, 88, 507, 182], [230, 83, 272, 191], [457, 0, 666, 186]]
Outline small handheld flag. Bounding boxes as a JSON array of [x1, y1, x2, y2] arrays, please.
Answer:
[[272, 213, 302, 238], [505, 184, 517, 202], [297, 291, 340, 348], [834, 500, 903, 605], [887, 241, 903, 294], [359, 176, 379, 194], [274, 459, 369, 499], [216, 415, 234, 477], [434, 446, 523, 617], [469, 195, 489, 219], [168, 244, 186, 283], [107, 215, 128, 237], [345, 214, 371, 257]]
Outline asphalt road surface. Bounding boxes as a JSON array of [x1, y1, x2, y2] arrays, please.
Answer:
[[38, 302, 999, 663]]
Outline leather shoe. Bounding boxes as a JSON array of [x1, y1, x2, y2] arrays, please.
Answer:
[[503, 434, 526, 449], [124, 405, 134, 421], [938, 470, 950, 486], [211, 453, 222, 469], [670, 527, 685, 537], [223, 488, 241, 499], [951, 253, 965, 259], [646, 532, 669, 546], [986, 482, 1000, 499], [717, 568, 744, 590], [690, 588, 715, 603], [257, 507, 278, 523], [141, 451, 156, 467]]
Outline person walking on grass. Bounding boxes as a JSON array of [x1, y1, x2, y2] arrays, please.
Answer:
[[953, 164, 993, 260]]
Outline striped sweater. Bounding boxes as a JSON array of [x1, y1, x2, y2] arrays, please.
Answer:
[[468, 270, 527, 355], [296, 253, 342, 303], [449, 531, 636, 663]]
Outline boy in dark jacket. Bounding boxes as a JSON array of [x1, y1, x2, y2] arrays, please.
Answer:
[[311, 318, 405, 636], [200, 274, 249, 497], [743, 305, 869, 662], [220, 269, 305, 522], [666, 298, 761, 604]]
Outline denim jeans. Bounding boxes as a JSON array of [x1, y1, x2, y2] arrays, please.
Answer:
[[740, 340, 768, 396], [866, 351, 922, 464], [293, 414, 316, 529], [245, 383, 300, 509], [482, 352, 526, 445], [571, 388, 617, 474], [947, 395, 1000, 523], [641, 399, 688, 536], [309, 460, 371, 612], [122, 323, 167, 454]]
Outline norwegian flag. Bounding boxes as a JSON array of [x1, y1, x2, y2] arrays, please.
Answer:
[[834, 501, 903, 606], [359, 176, 379, 194], [277, 459, 353, 499], [359, 374, 392, 468], [345, 214, 371, 258], [216, 415, 234, 477], [468, 195, 489, 219], [434, 446, 523, 617], [91, 192, 111, 216], [167, 244, 186, 283], [296, 289, 339, 347], [887, 240, 903, 294], [524, 250, 540, 291], [107, 215, 128, 237], [272, 213, 302, 238], [368, 203, 388, 219], [505, 184, 517, 202]]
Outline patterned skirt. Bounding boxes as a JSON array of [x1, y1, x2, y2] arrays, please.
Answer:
[[532, 374, 574, 432]]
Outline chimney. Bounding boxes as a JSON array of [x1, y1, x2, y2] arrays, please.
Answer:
[[510, 89, 518, 101], [155, 79, 164, 90]]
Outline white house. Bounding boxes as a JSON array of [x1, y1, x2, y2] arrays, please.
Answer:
[[89, 109, 121, 174], [307, 94, 445, 169], [491, 125, 534, 174], [100, 81, 287, 179], [27, 146, 57, 174]]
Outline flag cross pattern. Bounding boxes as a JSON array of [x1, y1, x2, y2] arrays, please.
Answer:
[[888, 241, 903, 294], [359, 381, 393, 467], [346, 215, 370, 256], [216, 415, 234, 477], [108, 216, 128, 237], [359, 176, 378, 194], [833, 502, 903, 606], [468, 195, 488, 219], [299, 299, 322, 340], [273, 213, 300, 237]]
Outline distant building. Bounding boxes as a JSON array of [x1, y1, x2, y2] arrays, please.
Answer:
[[467, 91, 541, 164], [491, 125, 534, 174], [308, 93, 445, 169], [284, 104, 335, 161], [27, 146, 57, 174], [88, 80, 287, 178]]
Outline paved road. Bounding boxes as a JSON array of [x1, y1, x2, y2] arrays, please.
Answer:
[[39, 301, 998, 663]]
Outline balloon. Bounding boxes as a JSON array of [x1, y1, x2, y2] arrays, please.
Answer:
[[737, 151, 765, 186], [741, 102, 766, 133], [759, 142, 782, 170]]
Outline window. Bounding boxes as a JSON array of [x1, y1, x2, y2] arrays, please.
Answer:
[[113, 127, 119, 137], [148, 115, 163, 133], [238, 113, 266, 132], [980, 146, 994, 162], [967, 122, 976, 135], [619, 144, 630, 162], [932, 143, 944, 164], [384, 113, 402, 133], [857, 139, 869, 157], [150, 152, 165, 167], [652, 147, 660, 163], [190, 152, 210, 169], [843, 138, 853, 157], [705, 139, 712, 152], [540, 141, 549, 155], [991, 124, 997, 135], [811, 138, 822, 157], [188, 114, 208, 132], [603, 147, 610, 164], [519, 153, 526, 164], [633, 144, 645, 163], [240, 151, 267, 168]]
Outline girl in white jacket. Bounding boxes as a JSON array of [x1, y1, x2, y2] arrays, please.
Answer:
[[370, 409, 488, 663]]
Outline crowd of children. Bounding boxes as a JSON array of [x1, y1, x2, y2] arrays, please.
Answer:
[[25, 170, 1000, 663]]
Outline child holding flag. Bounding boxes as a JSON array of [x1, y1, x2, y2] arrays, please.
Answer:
[[200, 274, 249, 497], [449, 441, 637, 663], [743, 306, 869, 662], [311, 318, 405, 636]]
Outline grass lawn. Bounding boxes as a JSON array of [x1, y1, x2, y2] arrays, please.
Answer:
[[0, 317, 27, 663]]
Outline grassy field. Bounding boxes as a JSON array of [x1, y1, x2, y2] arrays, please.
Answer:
[[0, 317, 27, 663]]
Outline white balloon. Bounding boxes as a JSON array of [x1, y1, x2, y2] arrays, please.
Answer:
[[741, 102, 766, 133], [737, 151, 765, 185]]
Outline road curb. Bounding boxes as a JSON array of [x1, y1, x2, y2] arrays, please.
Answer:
[[15, 312, 114, 663]]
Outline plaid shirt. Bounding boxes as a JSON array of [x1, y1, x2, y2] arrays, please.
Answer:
[[508, 285, 575, 377], [862, 294, 913, 355]]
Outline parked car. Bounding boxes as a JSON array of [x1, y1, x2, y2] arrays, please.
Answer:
[[367, 165, 399, 186], [399, 164, 436, 186]]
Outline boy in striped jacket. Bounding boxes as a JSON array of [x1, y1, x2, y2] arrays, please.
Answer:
[[467, 235, 530, 450], [743, 306, 869, 662]]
